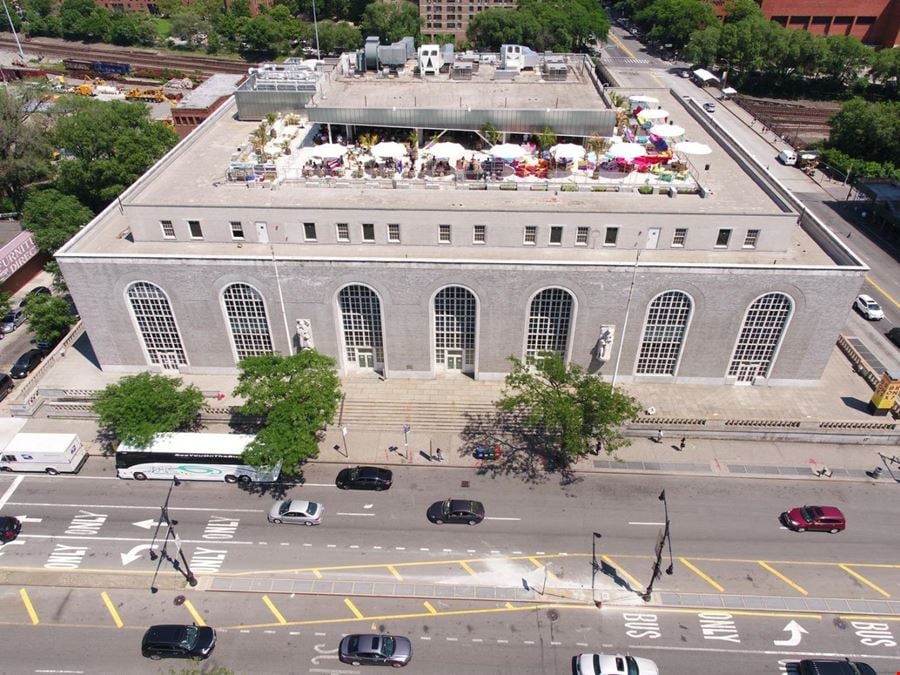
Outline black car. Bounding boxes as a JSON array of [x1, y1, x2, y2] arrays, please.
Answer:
[[339, 633, 412, 668], [336, 466, 393, 491], [141, 624, 216, 661], [0, 373, 14, 401], [11, 349, 44, 379], [19, 286, 51, 308], [426, 498, 485, 525], [0, 516, 22, 543], [888, 327, 900, 349], [798, 659, 877, 675]]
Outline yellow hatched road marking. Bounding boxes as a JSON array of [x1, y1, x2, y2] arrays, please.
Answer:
[[387, 565, 403, 581], [344, 598, 364, 619], [839, 564, 891, 598], [758, 561, 807, 595], [19, 589, 39, 625], [100, 591, 124, 628], [423, 601, 437, 615], [262, 595, 287, 624], [459, 561, 478, 577], [529, 556, 562, 586], [602, 555, 645, 592], [182, 600, 206, 626], [505, 602, 515, 609], [312, 569, 322, 579], [680, 558, 725, 593]]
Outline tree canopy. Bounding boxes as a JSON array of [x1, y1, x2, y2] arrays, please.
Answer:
[[466, 0, 608, 52], [829, 98, 900, 166], [360, 0, 420, 44], [0, 85, 52, 211], [23, 294, 77, 345], [21, 189, 94, 253], [496, 353, 641, 461], [233, 351, 342, 473], [93, 373, 205, 447]]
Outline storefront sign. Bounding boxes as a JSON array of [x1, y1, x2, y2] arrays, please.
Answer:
[[0, 231, 39, 282]]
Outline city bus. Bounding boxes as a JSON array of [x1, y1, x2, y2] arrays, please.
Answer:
[[115, 433, 281, 483]]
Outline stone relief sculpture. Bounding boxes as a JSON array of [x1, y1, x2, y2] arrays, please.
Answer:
[[296, 319, 314, 350], [595, 325, 615, 361]]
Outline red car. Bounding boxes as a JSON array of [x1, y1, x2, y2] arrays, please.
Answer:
[[0, 516, 21, 543], [780, 506, 845, 533]]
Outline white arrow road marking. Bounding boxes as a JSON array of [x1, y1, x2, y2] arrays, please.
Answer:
[[336, 512, 375, 517], [133, 519, 167, 529], [121, 543, 155, 566], [363, 504, 373, 509], [15, 516, 43, 523], [773, 620, 808, 646], [0, 475, 24, 509], [629, 521, 665, 526], [483, 517, 521, 521]]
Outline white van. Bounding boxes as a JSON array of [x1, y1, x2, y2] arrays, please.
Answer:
[[778, 149, 797, 166], [0, 433, 87, 475]]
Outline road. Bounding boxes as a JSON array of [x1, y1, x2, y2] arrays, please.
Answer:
[[1, 463, 899, 673]]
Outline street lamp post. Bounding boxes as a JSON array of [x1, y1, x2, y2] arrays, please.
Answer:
[[149, 477, 198, 593], [590, 532, 602, 607], [641, 490, 674, 602]]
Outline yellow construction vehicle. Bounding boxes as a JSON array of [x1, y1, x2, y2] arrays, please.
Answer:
[[125, 88, 168, 103], [70, 76, 107, 97]]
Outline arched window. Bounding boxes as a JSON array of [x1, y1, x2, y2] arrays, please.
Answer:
[[434, 286, 477, 371], [636, 291, 692, 375], [126, 281, 187, 367], [222, 283, 273, 360], [338, 285, 385, 371], [728, 292, 793, 382], [525, 287, 574, 360]]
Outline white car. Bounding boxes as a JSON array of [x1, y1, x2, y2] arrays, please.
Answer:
[[703, 101, 716, 113], [574, 653, 659, 675], [267, 499, 323, 525], [855, 294, 884, 320]]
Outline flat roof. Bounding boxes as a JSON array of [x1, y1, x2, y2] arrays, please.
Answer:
[[176, 73, 244, 110]]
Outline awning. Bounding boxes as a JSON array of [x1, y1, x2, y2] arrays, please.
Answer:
[[692, 68, 720, 83]]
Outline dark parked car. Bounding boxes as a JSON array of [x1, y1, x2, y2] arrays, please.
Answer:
[[0, 516, 22, 543], [0, 373, 14, 401], [888, 327, 900, 349], [338, 633, 412, 668], [780, 505, 846, 533], [141, 624, 216, 661], [426, 498, 485, 525], [19, 286, 51, 308], [11, 349, 44, 379], [336, 466, 393, 490], [798, 658, 876, 675]]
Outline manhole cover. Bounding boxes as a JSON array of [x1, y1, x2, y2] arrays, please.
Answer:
[[174, 595, 186, 606], [461, 480, 470, 488], [547, 609, 559, 622]]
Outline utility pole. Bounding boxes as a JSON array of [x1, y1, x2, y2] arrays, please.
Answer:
[[590, 532, 602, 607], [149, 477, 197, 593], [641, 490, 674, 602]]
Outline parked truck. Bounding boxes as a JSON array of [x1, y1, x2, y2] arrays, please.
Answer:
[[0, 430, 88, 475]]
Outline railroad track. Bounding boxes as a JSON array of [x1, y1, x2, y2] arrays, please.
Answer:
[[0, 35, 256, 76]]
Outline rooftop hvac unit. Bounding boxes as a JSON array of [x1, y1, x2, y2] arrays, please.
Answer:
[[418, 44, 442, 75], [364, 36, 380, 70], [451, 62, 473, 80]]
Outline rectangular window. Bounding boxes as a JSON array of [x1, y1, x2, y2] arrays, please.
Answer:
[[715, 228, 732, 247], [743, 229, 760, 248], [303, 222, 317, 241], [524, 225, 537, 245], [362, 223, 375, 242], [336, 223, 350, 242], [549, 226, 563, 245], [188, 220, 203, 239], [473, 224, 486, 244], [230, 221, 244, 240], [388, 223, 400, 243], [439, 224, 451, 243], [672, 228, 687, 247], [604, 227, 619, 246], [160, 220, 175, 239], [575, 226, 589, 246]]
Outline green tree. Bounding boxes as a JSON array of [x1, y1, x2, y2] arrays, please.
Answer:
[[43, 260, 69, 294], [0, 85, 53, 211], [829, 98, 900, 165], [170, 12, 212, 45], [23, 294, 77, 345], [496, 353, 641, 461], [0, 290, 11, 316], [52, 98, 178, 212], [682, 25, 720, 67], [518, 0, 608, 52], [722, 0, 763, 23], [301, 19, 362, 54], [636, 0, 717, 51], [21, 189, 94, 253], [109, 11, 158, 46], [359, 0, 420, 44], [93, 373, 205, 447], [466, 8, 530, 51], [819, 34, 871, 86], [233, 351, 342, 473], [869, 46, 899, 92]]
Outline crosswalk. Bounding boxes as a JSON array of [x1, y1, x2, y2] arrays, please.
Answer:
[[603, 56, 651, 64]]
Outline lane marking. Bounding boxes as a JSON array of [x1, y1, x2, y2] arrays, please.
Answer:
[[100, 591, 123, 628], [459, 561, 478, 577], [20, 588, 39, 624], [608, 31, 636, 58], [343, 598, 364, 619], [505, 602, 515, 609], [182, 599, 206, 626], [629, 521, 664, 526], [839, 563, 891, 598], [7, 501, 261, 513], [387, 565, 403, 581], [0, 476, 25, 510], [758, 561, 808, 595], [312, 569, 323, 579], [680, 557, 725, 593], [336, 513, 375, 517], [602, 555, 645, 592], [866, 276, 900, 309], [483, 517, 521, 521], [19, 534, 253, 545], [423, 601, 437, 615], [262, 595, 287, 624]]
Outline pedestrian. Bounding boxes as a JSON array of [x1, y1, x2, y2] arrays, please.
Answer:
[[655, 429, 664, 444], [679, 437, 686, 451], [435, 447, 443, 463]]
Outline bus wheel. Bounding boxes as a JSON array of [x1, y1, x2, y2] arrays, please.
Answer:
[[134, 472, 147, 481], [224, 475, 238, 484], [0, 467, 12, 472], [45, 467, 60, 476], [238, 475, 252, 485]]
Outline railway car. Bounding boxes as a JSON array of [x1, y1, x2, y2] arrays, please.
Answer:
[[63, 58, 93, 72], [91, 60, 130, 76]]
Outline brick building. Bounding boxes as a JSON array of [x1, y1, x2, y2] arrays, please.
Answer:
[[420, 0, 517, 43]]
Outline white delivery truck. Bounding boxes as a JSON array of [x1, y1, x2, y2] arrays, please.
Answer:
[[0, 431, 88, 475]]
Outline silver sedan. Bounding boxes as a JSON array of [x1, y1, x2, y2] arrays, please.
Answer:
[[267, 499, 323, 526]]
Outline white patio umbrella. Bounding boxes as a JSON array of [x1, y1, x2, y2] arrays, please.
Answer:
[[674, 141, 712, 155], [427, 141, 467, 161], [489, 143, 529, 160], [550, 143, 586, 160], [606, 142, 647, 159], [649, 124, 686, 138], [637, 108, 669, 121], [310, 143, 348, 159], [371, 141, 408, 160]]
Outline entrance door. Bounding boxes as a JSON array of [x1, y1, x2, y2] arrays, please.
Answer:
[[446, 350, 464, 371], [646, 227, 661, 249], [255, 221, 269, 244], [159, 352, 180, 371], [357, 349, 375, 370], [735, 364, 757, 384]]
